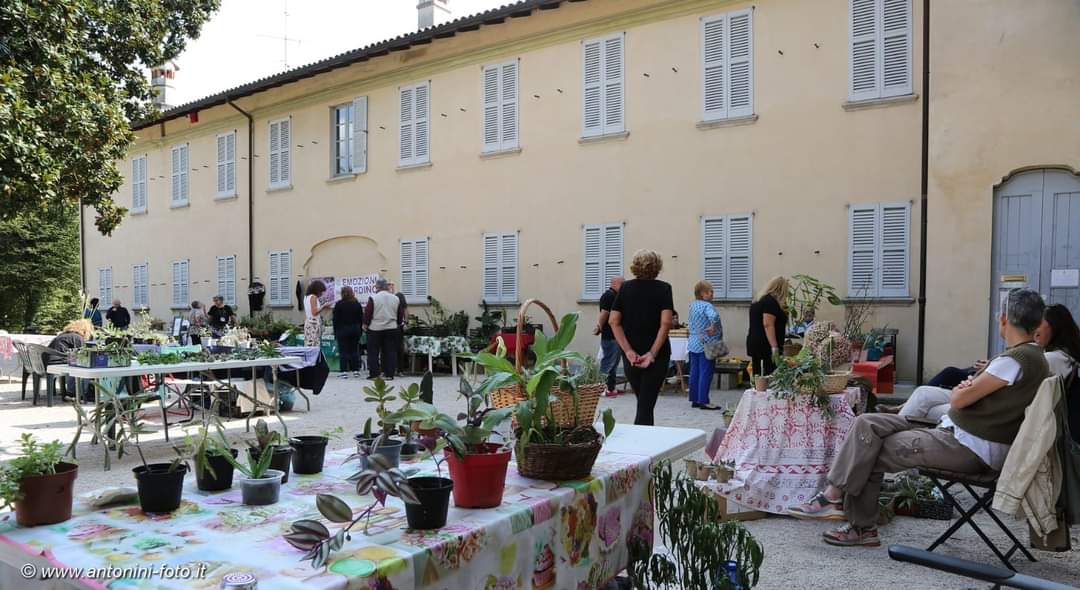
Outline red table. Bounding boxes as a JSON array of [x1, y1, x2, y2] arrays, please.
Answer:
[[853, 355, 895, 394]]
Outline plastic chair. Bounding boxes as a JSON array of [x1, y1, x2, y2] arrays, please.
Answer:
[[25, 343, 58, 407], [12, 340, 33, 401]]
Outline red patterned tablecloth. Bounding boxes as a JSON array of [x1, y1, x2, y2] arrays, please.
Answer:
[[710, 387, 859, 515]]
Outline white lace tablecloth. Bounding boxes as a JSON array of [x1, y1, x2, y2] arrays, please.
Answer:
[[668, 336, 689, 362], [709, 387, 859, 514]]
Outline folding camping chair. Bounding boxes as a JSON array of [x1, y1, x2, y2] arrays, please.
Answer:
[[917, 466, 1037, 571]]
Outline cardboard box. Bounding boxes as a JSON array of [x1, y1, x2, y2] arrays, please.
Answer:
[[696, 482, 768, 522]]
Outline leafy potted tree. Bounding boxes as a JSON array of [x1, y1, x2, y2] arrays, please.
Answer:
[[247, 419, 293, 483], [181, 425, 237, 492], [283, 445, 418, 568], [219, 440, 285, 506], [0, 434, 78, 526], [386, 375, 515, 508], [474, 306, 615, 481], [629, 461, 764, 589]]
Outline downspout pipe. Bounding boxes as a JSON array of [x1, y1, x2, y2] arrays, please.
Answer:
[[227, 98, 255, 314], [79, 198, 85, 293], [915, 0, 930, 385]]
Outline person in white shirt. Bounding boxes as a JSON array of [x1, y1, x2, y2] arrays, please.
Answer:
[[895, 303, 1080, 423], [364, 279, 404, 380], [788, 289, 1049, 548]]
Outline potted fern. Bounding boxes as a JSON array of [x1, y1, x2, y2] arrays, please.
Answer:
[[0, 434, 78, 526]]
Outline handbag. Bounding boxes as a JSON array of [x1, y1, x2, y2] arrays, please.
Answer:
[[703, 339, 729, 360]]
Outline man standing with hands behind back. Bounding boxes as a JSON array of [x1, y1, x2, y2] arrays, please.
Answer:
[[594, 276, 624, 397]]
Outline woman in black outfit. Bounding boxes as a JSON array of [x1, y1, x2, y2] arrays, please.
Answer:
[[747, 276, 789, 376], [333, 286, 365, 378], [610, 249, 675, 426]]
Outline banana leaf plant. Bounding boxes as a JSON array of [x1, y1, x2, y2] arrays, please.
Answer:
[[282, 435, 419, 569]]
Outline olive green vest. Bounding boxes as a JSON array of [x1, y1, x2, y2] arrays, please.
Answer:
[[948, 342, 1049, 444]]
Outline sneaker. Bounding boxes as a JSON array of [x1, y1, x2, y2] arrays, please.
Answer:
[[340, 373, 350, 379], [353, 371, 362, 378], [385, 376, 395, 381], [787, 492, 845, 520], [604, 389, 620, 398], [822, 523, 880, 547]]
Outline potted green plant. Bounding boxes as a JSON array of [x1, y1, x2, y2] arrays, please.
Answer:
[[629, 461, 764, 589], [219, 440, 285, 506], [290, 426, 342, 475], [886, 472, 953, 520], [766, 347, 834, 418], [386, 375, 515, 508], [472, 310, 615, 481], [283, 445, 419, 568], [355, 378, 405, 467], [123, 408, 188, 513], [247, 419, 293, 484], [180, 424, 237, 492], [0, 434, 78, 526]]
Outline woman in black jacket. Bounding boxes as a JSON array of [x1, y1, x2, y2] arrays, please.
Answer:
[[333, 286, 365, 378]]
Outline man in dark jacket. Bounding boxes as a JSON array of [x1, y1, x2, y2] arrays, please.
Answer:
[[105, 299, 131, 329]]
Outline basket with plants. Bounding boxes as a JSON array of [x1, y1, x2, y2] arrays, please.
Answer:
[[472, 301, 616, 481], [767, 347, 834, 418], [69, 341, 133, 368], [884, 472, 953, 520]]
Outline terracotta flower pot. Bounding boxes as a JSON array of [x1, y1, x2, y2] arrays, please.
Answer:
[[14, 463, 78, 527]]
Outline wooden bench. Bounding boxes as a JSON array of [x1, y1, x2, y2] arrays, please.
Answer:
[[853, 355, 895, 394]]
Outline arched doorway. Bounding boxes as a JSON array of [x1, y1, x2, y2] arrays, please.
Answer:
[[301, 236, 388, 282], [990, 168, 1080, 354]]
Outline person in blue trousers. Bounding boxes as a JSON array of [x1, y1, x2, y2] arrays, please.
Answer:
[[688, 280, 722, 410]]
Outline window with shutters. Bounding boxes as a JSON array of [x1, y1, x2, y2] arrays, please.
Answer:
[[701, 214, 753, 299], [268, 117, 292, 188], [98, 268, 113, 303], [352, 96, 368, 174], [399, 82, 430, 167], [269, 250, 292, 306], [701, 9, 754, 122], [131, 155, 147, 213], [216, 132, 236, 198], [482, 60, 519, 153], [848, 202, 910, 298], [217, 256, 237, 306], [582, 224, 623, 300], [581, 33, 625, 138], [399, 238, 430, 304], [849, 0, 912, 102], [330, 103, 353, 177], [132, 264, 149, 309], [482, 232, 518, 303], [171, 260, 190, 308], [170, 144, 189, 206]]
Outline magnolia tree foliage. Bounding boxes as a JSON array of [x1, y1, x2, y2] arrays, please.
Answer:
[[0, 0, 220, 235]]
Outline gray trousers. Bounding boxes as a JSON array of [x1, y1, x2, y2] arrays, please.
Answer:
[[827, 414, 989, 528]]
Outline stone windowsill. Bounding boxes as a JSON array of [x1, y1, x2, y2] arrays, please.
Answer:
[[578, 131, 630, 145], [396, 161, 433, 172], [266, 184, 293, 194], [214, 193, 238, 201], [480, 147, 523, 159], [842, 94, 919, 112], [326, 173, 359, 184], [169, 201, 189, 210], [130, 208, 147, 216], [696, 114, 759, 130], [841, 297, 916, 306]]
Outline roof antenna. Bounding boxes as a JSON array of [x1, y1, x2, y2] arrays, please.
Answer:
[[257, 0, 304, 69]]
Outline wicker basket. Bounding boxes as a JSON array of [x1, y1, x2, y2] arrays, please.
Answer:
[[821, 372, 851, 394], [515, 430, 603, 481], [783, 342, 803, 357], [490, 300, 602, 428]]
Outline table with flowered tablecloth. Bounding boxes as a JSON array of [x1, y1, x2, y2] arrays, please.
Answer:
[[0, 425, 704, 590], [709, 387, 861, 515], [404, 336, 470, 376]]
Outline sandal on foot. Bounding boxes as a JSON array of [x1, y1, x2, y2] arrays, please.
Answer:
[[822, 523, 880, 547], [787, 492, 845, 520]]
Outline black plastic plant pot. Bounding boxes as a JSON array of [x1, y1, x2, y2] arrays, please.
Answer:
[[289, 436, 329, 475], [133, 463, 188, 513], [249, 445, 294, 484], [404, 477, 453, 530], [196, 448, 238, 491]]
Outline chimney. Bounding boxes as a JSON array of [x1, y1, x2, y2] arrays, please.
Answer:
[[417, 0, 451, 30], [150, 64, 177, 109]]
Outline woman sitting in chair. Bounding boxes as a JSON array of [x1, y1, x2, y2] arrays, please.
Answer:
[[46, 319, 95, 400]]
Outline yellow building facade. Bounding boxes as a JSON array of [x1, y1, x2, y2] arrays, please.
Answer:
[[82, 0, 1080, 381]]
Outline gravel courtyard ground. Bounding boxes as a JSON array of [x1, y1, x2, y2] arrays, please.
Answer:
[[0, 374, 1077, 589]]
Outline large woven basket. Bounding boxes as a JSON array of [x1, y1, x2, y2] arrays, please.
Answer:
[[515, 430, 603, 481], [821, 372, 851, 395], [490, 299, 602, 428]]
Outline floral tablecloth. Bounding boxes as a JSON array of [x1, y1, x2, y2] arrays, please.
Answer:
[[0, 446, 656, 589], [709, 387, 859, 515], [404, 336, 470, 357]]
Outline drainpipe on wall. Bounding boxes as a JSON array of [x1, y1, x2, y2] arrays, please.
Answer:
[[227, 98, 255, 315], [78, 198, 86, 293], [915, 0, 930, 385]]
